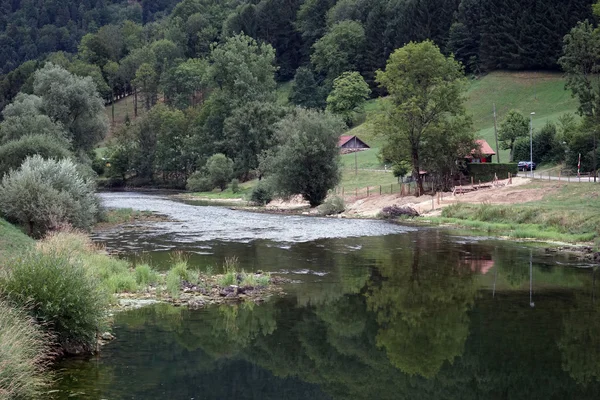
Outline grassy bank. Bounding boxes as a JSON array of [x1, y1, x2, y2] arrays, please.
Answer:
[[0, 217, 33, 257], [423, 182, 600, 244]]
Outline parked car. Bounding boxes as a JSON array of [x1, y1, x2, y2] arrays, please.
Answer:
[[518, 161, 537, 171]]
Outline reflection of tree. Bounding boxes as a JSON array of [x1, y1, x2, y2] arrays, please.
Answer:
[[366, 234, 478, 378], [559, 268, 600, 385]]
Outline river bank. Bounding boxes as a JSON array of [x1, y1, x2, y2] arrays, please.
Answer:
[[176, 178, 600, 248]]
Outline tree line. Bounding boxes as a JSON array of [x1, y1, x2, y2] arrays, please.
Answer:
[[1, 0, 596, 113]]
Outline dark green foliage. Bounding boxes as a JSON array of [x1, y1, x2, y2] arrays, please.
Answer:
[[289, 67, 326, 109], [186, 171, 213, 192], [0, 134, 72, 177], [250, 180, 274, 205], [0, 0, 178, 75], [513, 122, 565, 165], [262, 108, 344, 207], [0, 251, 108, 354], [223, 101, 285, 179], [450, 0, 594, 72], [230, 178, 240, 193], [466, 163, 518, 183], [205, 153, 234, 191]]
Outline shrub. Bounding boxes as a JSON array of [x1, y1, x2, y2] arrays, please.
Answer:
[[250, 180, 273, 205], [0, 134, 72, 178], [0, 251, 108, 354], [186, 171, 213, 192], [0, 155, 98, 237], [318, 196, 345, 216], [466, 163, 518, 183], [380, 205, 419, 219], [135, 264, 158, 286], [206, 153, 234, 191], [0, 301, 51, 399], [105, 273, 138, 293], [166, 261, 191, 299], [230, 178, 240, 193]]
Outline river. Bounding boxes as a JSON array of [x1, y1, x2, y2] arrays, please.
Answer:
[[52, 192, 600, 399]]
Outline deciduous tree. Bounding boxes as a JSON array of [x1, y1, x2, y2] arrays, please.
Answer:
[[375, 41, 473, 195], [261, 108, 344, 206], [326, 71, 370, 126], [498, 110, 529, 162]]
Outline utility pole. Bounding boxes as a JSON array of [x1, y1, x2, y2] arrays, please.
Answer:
[[493, 103, 500, 163], [594, 129, 597, 183]]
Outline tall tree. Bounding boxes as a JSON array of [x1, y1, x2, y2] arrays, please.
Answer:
[[32, 63, 108, 152], [209, 33, 277, 105], [311, 20, 366, 82], [326, 71, 371, 126], [498, 110, 529, 162], [375, 41, 473, 195], [559, 19, 600, 181], [289, 67, 326, 109], [261, 108, 345, 206]]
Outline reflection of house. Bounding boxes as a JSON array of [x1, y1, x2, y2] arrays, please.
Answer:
[[462, 256, 495, 274], [339, 135, 370, 154], [466, 139, 496, 163]]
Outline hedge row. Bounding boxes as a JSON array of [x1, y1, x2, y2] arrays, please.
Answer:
[[466, 163, 518, 183]]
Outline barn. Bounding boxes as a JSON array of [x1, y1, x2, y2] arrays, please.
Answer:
[[339, 135, 370, 154], [467, 139, 496, 163]]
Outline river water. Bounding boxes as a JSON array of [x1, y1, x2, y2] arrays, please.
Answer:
[[53, 192, 600, 399]]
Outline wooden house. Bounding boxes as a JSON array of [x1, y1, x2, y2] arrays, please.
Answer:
[[339, 135, 370, 154], [467, 139, 496, 163]]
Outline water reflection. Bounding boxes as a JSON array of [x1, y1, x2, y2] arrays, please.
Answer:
[[54, 230, 600, 399]]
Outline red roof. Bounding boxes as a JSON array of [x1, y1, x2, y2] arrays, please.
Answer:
[[472, 139, 496, 156], [339, 135, 354, 147]]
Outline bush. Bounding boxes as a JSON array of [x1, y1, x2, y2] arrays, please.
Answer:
[[0, 155, 98, 237], [380, 205, 419, 219], [230, 178, 240, 193], [0, 251, 108, 354], [135, 264, 158, 286], [0, 301, 50, 399], [466, 163, 518, 183], [166, 261, 192, 299], [318, 196, 345, 216], [206, 153, 234, 191], [250, 180, 273, 205], [0, 134, 72, 178], [186, 171, 213, 192]]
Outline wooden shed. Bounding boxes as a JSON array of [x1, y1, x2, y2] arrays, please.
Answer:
[[339, 135, 370, 154]]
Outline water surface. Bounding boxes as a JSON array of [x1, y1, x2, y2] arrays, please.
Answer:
[[53, 192, 600, 399]]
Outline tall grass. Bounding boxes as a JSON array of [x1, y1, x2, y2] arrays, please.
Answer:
[[0, 301, 51, 399], [0, 251, 108, 354]]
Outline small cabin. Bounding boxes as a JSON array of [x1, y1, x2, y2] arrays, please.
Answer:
[[339, 135, 370, 154], [466, 139, 496, 163]]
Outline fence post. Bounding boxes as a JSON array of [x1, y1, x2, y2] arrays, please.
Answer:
[[390, 184, 393, 194], [342, 187, 344, 196], [558, 171, 561, 181], [355, 188, 357, 197], [379, 185, 382, 195], [431, 195, 435, 210], [367, 186, 370, 197]]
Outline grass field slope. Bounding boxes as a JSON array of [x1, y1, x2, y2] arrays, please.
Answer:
[[341, 70, 579, 170], [0, 217, 33, 257]]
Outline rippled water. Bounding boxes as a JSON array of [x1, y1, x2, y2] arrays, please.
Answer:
[[52, 192, 600, 399]]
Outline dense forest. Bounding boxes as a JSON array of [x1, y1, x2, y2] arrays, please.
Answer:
[[0, 0, 595, 109], [0, 0, 180, 74]]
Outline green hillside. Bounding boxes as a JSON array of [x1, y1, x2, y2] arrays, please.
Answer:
[[342, 71, 579, 169], [466, 71, 579, 162]]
